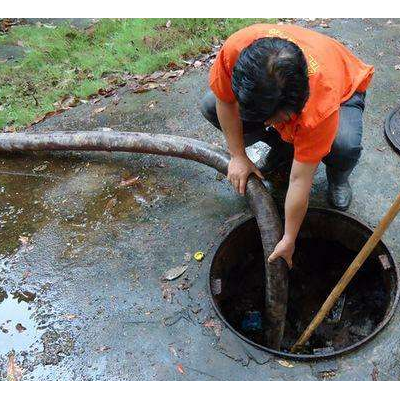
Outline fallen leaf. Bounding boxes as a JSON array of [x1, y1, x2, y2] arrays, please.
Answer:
[[33, 163, 48, 172], [203, 319, 222, 337], [96, 346, 111, 352], [118, 176, 140, 188], [16, 291, 36, 302], [104, 197, 117, 211], [162, 265, 188, 281], [145, 71, 165, 82], [130, 82, 160, 93], [7, 353, 23, 381], [4, 125, 16, 133], [177, 363, 185, 374], [29, 109, 64, 127], [163, 70, 185, 79], [54, 95, 80, 109], [63, 314, 78, 320], [277, 359, 294, 368], [93, 106, 107, 114], [15, 323, 26, 333], [18, 236, 29, 246], [98, 87, 116, 97], [0, 19, 16, 33], [85, 24, 97, 37]]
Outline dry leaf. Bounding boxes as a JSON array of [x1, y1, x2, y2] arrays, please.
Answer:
[[98, 87, 116, 97], [33, 163, 48, 172], [17, 291, 36, 302], [162, 265, 188, 281], [15, 323, 26, 333], [63, 314, 78, 320], [277, 359, 294, 368], [96, 346, 111, 352], [177, 363, 185, 374], [4, 125, 16, 133], [203, 319, 222, 337], [19, 236, 29, 245], [118, 176, 140, 188], [7, 353, 23, 381], [164, 70, 184, 79], [104, 197, 118, 211], [29, 109, 64, 127], [146, 71, 165, 82], [130, 82, 160, 93], [55, 95, 80, 109], [93, 106, 107, 114]]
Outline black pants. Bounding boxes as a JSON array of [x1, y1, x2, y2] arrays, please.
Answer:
[[200, 90, 366, 184]]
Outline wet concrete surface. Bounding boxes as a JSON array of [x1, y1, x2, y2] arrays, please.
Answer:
[[1, 18, 400, 380]]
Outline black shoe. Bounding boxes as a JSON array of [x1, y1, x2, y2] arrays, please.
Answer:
[[327, 180, 352, 211]]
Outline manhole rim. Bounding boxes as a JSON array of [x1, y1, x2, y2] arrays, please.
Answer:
[[208, 207, 400, 360], [384, 104, 400, 154]]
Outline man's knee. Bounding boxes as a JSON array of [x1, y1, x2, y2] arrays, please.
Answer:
[[324, 134, 362, 170], [200, 90, 221, 130]]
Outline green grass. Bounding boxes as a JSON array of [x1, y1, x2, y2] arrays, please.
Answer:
[[0, 18, 273, 130]]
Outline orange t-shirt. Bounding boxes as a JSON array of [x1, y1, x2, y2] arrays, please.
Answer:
[[209, 24, 374, 163]]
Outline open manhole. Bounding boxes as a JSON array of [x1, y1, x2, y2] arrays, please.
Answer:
[[385, 105, 400, 154], [209, 208, 400, 360]]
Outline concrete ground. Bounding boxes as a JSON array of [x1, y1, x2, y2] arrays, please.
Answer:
[[1, 18, 400, 380]]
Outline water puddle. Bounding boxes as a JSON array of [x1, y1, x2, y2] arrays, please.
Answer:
[[0, 288, 40, 354]]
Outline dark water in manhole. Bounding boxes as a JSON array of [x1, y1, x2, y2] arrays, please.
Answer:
[[210, 210, 398, 357], [0, 288, 39, 354]]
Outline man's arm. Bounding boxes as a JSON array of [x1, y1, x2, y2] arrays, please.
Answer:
[[268, 159, 319, 267], [216, 98, 264, 195]]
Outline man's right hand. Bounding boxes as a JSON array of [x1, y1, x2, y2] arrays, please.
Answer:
[[227, 154, 264, 195]]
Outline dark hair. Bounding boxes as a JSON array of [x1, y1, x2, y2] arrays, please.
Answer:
[[232, 37, 309, 122]]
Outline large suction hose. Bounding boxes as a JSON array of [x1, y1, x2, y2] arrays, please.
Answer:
[[0, 130, 287, 348]]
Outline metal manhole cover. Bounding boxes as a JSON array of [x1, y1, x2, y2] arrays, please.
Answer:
[[385, 105, 400, 153]]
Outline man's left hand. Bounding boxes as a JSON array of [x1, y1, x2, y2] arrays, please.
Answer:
[[268, 237, 295, 269]]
